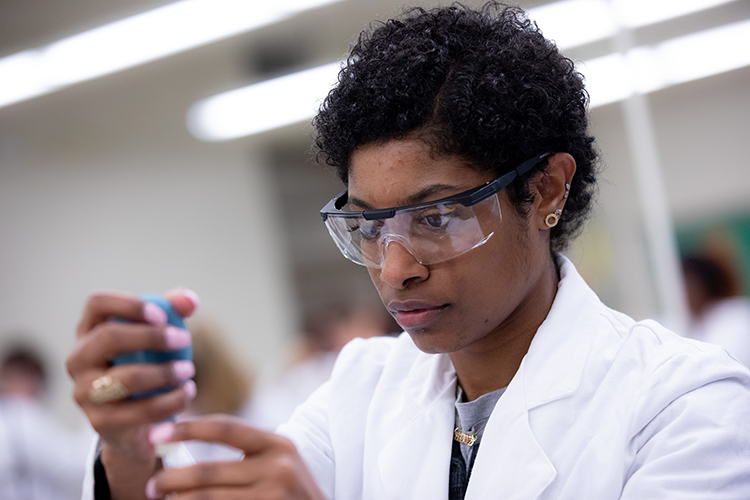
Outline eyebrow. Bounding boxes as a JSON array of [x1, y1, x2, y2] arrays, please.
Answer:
[[348, 183, 470, 210]]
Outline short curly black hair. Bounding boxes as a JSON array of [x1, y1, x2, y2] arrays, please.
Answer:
[[313, 1, 599, 251]]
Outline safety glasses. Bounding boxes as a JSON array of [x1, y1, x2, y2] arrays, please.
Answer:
[[320, 152, 551, 268]]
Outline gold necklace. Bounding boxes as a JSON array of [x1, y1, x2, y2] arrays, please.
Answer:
[[453, 414, 487, 446]]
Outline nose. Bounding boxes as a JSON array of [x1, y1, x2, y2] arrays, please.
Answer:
[[377, 239, 429, 289]]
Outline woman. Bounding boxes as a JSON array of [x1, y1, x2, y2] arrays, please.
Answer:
[[67, 3, 750, 499]]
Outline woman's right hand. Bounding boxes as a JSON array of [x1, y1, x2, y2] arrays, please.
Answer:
[[66, 289, 199, 465]]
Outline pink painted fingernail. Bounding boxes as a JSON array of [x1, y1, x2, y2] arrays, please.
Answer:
[[183, 379, 197, 400], [149, 422, 175, 445], [145, 477, 160, 499], [172, 360, 195, 381], [164, 326, 191, 350], [177, 288, 201, 309], [143, 303, 167, 325]]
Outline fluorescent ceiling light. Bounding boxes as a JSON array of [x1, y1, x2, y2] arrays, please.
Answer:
[[528, 0, 618, 50], [0, 0, 738, 109], [189, 18, 750, 140], [656, 18, 750, 85], [611, 0, 739, 28], [579, 18, 750, 107], [0, 0, 344, 109], [577, 53, 633, 107], [187, 62, 341, 141], [528, 0, 740, 50]]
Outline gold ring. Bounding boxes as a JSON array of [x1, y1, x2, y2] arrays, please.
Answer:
[[89, 374, 129, 404]]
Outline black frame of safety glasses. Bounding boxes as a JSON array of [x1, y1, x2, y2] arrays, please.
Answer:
[[320, 152, 552, 222]]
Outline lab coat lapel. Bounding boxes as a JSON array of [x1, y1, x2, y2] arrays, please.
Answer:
[[467, 256, 601, 499], [465, 362, 557, 499], [522, 254, 601, 408], [378, 351, 457, 500]]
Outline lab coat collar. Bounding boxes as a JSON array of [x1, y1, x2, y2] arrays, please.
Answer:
[[378, 254, 601, 499], [377, 343, 457, 498], [467, 256, 602, 498], [521, 254, 601, 409]]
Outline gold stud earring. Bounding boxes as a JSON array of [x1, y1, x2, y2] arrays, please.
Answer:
[[564, 183, 570, 198], [545, 209, 562, 228]]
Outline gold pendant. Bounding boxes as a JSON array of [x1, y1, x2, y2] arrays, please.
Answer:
[[454, 427, 478, 446]]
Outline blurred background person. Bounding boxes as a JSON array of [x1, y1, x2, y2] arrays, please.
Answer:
[[682, 249, 750, 367], [188, 319, 253, 417], [0, 341, 94, 500], [244, 302, 399, 431], [180, 319, 254, 462]]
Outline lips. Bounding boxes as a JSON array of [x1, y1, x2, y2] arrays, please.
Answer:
[[388, 300, 448, 329]]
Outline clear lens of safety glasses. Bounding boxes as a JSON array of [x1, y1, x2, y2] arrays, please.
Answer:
[[319, 152, 552, 268], [324, 194, 502, 268]]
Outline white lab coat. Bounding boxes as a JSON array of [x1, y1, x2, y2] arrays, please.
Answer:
[[82, 256, 750, 499], [277, 255, 750, 499]]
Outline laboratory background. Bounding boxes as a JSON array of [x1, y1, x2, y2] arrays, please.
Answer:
[[1, 0, 749, 432]]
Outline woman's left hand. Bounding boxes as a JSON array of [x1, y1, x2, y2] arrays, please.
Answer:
[[145, 414, 326, 500]]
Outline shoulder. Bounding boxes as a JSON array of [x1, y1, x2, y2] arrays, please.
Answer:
[[537, 263, 750, 495], [612, 320, 750, 496], [597, 303, 750, 385], [587, 307, 750, 449], [554, 255, 750, 410], [607, 313, 747, 380], [629, 318, 749, 401]]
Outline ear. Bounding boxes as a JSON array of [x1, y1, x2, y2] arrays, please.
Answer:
[[530, 152, 576, 230]]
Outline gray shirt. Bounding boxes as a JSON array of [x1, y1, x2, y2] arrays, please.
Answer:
[[454, 385, 506, 469]]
